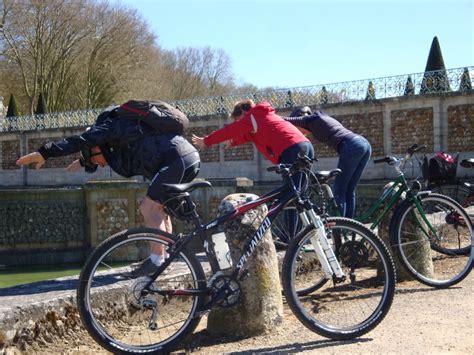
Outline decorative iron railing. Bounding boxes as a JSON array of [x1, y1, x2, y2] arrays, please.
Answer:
[[1, 66, 472, 132]]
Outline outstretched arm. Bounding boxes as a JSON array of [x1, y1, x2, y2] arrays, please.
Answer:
[[191, 134, 206, 149], [16, 152, 45, 169]]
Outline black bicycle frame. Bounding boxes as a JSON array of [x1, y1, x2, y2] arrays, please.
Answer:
[[144, 174, 305, 298]]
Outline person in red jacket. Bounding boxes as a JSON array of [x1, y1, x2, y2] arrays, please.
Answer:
[[192, 100, 313, 172]]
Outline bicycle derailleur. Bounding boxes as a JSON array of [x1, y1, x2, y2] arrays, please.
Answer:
[[208, 272, 241, 308]]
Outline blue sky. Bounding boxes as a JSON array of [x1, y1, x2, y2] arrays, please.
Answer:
[[120, 0, 473, 89]]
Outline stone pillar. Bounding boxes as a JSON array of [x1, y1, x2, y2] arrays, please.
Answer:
[[206, 193, 284, 336]]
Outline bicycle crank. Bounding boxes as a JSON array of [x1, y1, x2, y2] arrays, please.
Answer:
[[209, 273, 241, 308]]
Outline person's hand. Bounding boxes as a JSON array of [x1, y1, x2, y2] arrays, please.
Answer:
[[66, 159, 82, 172], [191, 134, 206, 149], [223, 140, 232, 149], [16, 152, 45, 169]]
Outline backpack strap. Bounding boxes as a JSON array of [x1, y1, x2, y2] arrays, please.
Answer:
[[120, 103, 149, 117]]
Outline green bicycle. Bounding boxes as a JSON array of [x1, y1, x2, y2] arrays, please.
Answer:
[[273, 144, 473, 289]]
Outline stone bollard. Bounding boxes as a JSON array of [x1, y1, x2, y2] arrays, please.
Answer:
[[206, 193, 284, 336]]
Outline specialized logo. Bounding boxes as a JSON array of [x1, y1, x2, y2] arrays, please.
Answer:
[[236, 217, 271, 270]]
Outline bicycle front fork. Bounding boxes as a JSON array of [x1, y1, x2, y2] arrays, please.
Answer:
[[300, 208, 346, 281]]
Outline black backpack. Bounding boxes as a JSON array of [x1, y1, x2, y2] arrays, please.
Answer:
[[115, 100, 189, 135], [422, 151, 458, 182]]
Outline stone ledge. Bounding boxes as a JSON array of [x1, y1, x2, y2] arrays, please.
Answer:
[[0, 258, 212, 352]]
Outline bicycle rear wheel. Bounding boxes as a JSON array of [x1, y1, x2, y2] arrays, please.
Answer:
[[390, 193, 473, 288], [282, 217, 396, 340], [77, 227, 206, 354], [431, 183, 473, 208]]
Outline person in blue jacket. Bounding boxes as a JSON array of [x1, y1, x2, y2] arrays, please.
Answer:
[[16, 105, 200, 276], [285, 106, 372, 218]]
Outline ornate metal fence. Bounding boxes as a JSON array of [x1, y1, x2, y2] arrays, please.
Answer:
[[1, 66, 472, 132]]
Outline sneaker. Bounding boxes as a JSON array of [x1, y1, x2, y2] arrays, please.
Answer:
[[125, 258, 165, 278]]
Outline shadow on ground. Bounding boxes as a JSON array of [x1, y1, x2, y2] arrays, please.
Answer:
[[178, 328, 371, 354]]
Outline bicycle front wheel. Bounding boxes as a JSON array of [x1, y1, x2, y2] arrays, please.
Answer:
[[77, 227, 206, 354], [271, 206, 304, 249], [391, 193, 473, 288], [282, 217, 396, 340]]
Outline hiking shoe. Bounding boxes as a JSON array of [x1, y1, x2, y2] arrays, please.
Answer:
[[125, 258, 168, 278]]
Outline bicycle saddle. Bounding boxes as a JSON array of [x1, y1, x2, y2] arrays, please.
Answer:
[[314, 169, 342, 183], [162, 180, 212, 193], [460, 159, 474, 168]]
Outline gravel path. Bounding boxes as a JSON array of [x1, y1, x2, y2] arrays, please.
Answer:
[[28, 273, 473, 354]]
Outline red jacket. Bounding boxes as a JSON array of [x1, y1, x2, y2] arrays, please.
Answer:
[[204, 101, 309, 164]]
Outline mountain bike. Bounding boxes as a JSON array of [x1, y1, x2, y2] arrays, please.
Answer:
[[77, 154, 396, 354], [289, 144, 473, 289]]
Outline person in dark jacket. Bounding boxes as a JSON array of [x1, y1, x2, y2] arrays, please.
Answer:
[[16, 104, 200, 276], [285, 107, 371, 218]]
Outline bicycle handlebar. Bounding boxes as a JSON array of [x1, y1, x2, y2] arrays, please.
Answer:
[[406, 143, 426, 155], [373, 157, 392, 164], [266, 164, 291, 174], [267, 151, 314, 176], [374, 143, 427, 166]]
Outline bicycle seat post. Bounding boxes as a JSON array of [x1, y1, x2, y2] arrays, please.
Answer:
[[185, 195, 204, 230]]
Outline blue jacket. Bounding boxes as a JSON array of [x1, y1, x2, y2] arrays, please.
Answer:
[[38, 106, 198, 178]]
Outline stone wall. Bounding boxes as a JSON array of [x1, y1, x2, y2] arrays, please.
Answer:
[[0, 92, 473, 266], [0, 187, 87, 266], [0, 177, 390, 267], [447, 103, 474, 151], [0, 92, 472, 186], [0, 179, 250, 266]]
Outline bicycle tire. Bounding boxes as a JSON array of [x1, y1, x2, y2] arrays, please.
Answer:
[[282, 217, 396, 340], [431, 183, 473, 208], [77, 227, 206, 354], [390, 193, 473, 288]]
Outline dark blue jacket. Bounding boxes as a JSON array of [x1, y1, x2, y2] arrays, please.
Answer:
[[38, 106, 198, 179], [284, 111, 357, 152]]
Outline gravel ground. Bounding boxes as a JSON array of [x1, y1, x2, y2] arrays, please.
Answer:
[[22, 273, 473, 355]]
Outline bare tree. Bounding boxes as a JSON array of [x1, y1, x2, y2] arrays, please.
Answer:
[[0, 0, 156, 113], [164, 46, 235, 99], [1, 1, 92, 114], [1, 1, 247, 114]]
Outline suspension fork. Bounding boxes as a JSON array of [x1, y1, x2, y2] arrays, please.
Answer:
[[299, 208, 346, 281]]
